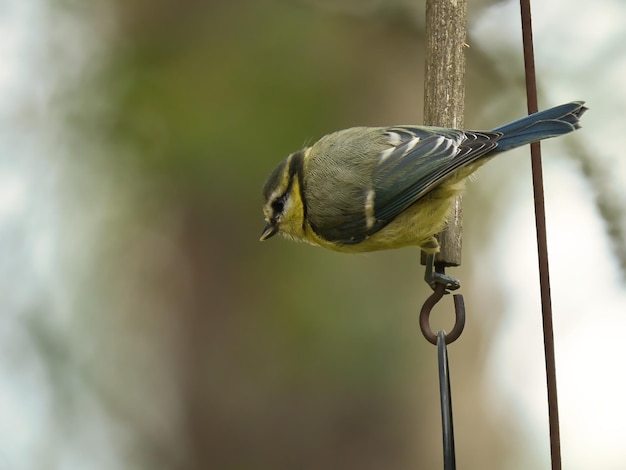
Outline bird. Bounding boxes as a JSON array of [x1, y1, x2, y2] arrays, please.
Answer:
[[261, 101, 587, 255]]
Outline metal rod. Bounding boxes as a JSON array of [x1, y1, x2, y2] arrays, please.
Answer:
[[519, 2, 562, 469]]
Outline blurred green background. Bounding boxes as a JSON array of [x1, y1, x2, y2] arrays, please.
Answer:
[[1, 0, 618, 469], [94, 2, 481, 468]]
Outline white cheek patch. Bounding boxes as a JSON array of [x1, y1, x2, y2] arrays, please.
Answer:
[[365, 189, 376, 229], [282, 196, 293, 218]]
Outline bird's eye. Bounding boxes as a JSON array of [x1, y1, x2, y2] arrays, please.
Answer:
[[271, 198, 285, 213]]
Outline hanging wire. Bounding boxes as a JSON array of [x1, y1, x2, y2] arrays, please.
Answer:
[[438, 330, 456, 470], [519, 1, 562, 469]]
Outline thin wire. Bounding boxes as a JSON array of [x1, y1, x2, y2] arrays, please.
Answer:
[[519, 1, 561, 469], [438, 331, 456, 470]]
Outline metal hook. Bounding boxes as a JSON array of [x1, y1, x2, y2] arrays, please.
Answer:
[[424, 254, 461, 292], [419, 282, 466, 346]]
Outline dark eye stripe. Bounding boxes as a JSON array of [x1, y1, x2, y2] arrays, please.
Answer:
[[271, 197, 285, 213]]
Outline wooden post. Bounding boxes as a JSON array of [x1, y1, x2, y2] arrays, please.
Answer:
[[421, 0, 467, 267]]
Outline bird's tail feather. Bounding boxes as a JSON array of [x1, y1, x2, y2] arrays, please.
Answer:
[[492, 101, 587, 152]]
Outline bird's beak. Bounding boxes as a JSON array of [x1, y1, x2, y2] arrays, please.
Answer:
[[260, 222, 278, 241]]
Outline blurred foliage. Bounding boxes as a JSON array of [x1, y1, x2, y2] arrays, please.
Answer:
[[4, 0, 617, 468], [36, 0, 539, 468], [64, 1, 444, 469], [103, 1, 404, 189]]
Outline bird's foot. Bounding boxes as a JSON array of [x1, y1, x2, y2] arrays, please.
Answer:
[[424, 253, 461, 292]]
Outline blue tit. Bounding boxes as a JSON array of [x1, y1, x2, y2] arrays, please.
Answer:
[[261, 101, 587, 254]]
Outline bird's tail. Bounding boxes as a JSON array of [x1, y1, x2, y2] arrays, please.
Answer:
[[491, 101, 587, 152]]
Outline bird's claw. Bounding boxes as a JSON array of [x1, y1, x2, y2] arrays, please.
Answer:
[[427, 271, 461, 292], [424, 254, 461, 292]]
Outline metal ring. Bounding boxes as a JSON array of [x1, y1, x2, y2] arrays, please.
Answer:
[[419, 285, 466, 345]]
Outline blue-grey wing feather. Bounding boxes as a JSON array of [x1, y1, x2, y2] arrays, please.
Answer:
[[372, 127, 501, 223]]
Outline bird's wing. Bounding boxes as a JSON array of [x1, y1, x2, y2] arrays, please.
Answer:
[[371, 126, 500, 224], [323, 127, 500, 245]]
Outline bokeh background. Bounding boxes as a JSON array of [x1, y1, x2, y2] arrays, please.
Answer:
[[1, 0, 625, 468]]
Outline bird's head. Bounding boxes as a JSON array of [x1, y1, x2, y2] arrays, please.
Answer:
[[261, 150, 307, 242]]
